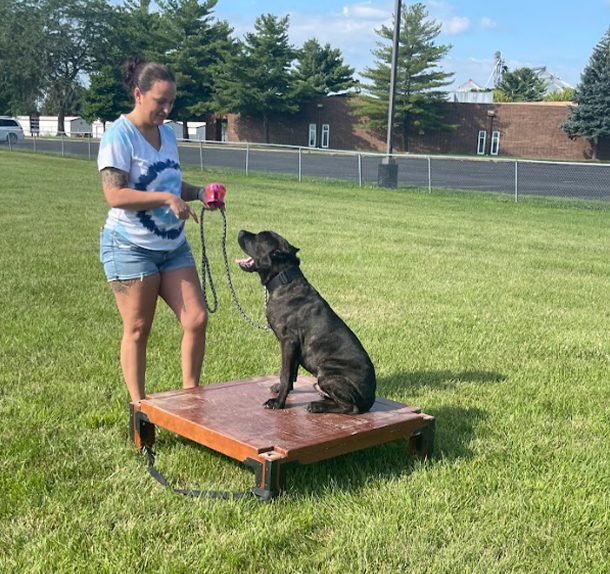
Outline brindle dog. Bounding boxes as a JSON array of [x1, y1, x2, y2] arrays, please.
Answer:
[[237, 229, 376, 414]]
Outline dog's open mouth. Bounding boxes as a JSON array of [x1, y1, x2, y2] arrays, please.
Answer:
[[236, 256, 254, 270]]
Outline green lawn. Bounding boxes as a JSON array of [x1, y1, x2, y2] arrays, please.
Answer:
[[1, 150, 609, 573]]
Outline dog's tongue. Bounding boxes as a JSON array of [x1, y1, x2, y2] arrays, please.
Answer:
[[236, 256, 254, 268]]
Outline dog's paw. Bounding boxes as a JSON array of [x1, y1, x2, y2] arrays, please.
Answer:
[[269, 382, 280, 393], [307, 401, 326, 413], [264, 398, 284, 410]]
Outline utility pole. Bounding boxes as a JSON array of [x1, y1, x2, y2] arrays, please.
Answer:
[[378, 0, 402, 188], [386, 0, 402, 157]]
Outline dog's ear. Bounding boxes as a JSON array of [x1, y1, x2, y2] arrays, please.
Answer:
[[271, 246, 300, 265]]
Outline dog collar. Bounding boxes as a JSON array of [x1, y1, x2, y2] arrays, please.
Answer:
[[266, 267, 304, 293]]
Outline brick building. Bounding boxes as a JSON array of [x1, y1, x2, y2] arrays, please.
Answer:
[[213, 97, 600, 161]]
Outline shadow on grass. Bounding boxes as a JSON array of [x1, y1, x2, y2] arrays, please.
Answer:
[[378, 369, 506, 395]]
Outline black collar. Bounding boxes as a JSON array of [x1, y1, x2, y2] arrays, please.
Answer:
[[266, 267, 304, 293]]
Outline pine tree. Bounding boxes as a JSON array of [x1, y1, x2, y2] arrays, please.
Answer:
[[495, 68, 547, 102], [81, 66, 131, 128], [351, 2, 454, 152], [117, 0, 168, 63], [158, 0, 234, 138], [214, 14, 298, 143], [561, 28, 610, 160], [292, 38, 358, 101]]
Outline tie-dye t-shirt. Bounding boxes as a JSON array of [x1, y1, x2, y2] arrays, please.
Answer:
[[98, 115, 184, 251]]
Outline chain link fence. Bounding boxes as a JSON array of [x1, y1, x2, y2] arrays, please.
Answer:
[[6, 134, 610, 205]]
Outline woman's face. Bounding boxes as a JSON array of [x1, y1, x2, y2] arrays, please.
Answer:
[[134, 80, 176, 127]]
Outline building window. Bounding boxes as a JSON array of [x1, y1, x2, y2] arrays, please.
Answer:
[[321, 124, 330, 148], [477, 130, 486, 155], [308, 124, 317, 147], [490, 131, 500, 156]]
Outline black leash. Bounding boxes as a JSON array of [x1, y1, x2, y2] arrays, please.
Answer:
[[141, 208, 270, 502], [198, 206, 269, 329], [143, 446, 254, 501]]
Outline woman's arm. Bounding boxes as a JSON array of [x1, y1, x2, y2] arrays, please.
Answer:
[[181, 181, 205, 203], [102, 167, 197, 220]]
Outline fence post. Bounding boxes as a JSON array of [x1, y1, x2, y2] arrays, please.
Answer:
[[199, 140, 203, 171], [358, 153, 362, 187], [428, 157, 432, 193], [246, 143, 250, 176], [298, 148, 302, 182], [88, 136, 91, 160], [514, 160, 518, 202]]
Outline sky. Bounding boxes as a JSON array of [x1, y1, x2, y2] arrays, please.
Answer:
[[206, 0, 610, 90]]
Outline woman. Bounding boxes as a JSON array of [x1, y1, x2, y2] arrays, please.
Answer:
[[98, 56, 217, 403]]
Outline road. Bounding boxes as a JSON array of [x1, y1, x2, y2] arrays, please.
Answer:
[[11, 137, 610, 202]]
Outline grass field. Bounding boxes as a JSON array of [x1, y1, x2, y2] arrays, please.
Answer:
[[1, 150, 610, 573]]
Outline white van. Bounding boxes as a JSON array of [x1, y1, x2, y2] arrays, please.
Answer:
[[0, 117, 25, 144]]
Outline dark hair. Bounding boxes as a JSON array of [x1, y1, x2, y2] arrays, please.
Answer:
[[121, 56, 175, 94]]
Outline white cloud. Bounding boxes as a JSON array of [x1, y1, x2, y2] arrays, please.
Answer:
[[285, 2, 393, 75], [426, 1, 470, 36], [342, 2, 389, 20], [481, 17, 497, 30], [442, 16, 470, 35]]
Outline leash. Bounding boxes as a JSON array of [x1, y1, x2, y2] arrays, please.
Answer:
[[198, 205, 269, 330], [143, 446, 254, 501], [137, 197, 273, 502]]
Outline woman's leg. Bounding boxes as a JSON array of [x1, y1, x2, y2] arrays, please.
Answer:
[[159, 266, 208, 388], [112, 275, 160, 402]]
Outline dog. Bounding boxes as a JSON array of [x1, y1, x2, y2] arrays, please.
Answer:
[[237, 229, 376, 414]]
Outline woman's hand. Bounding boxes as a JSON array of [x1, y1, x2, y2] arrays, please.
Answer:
[[167, 194, 199, 223]]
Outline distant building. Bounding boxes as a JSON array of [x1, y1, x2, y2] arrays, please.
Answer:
[[17, 115, 92, 136], [448, 65, 573, 104], [532, 67, 573, 95], [447, 79, 493, 104]]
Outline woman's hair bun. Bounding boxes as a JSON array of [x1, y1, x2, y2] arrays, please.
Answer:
[[121, 55, 147, 90], [120, 56, 175, 95]]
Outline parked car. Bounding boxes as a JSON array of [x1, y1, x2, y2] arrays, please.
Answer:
[[0, 116, 25, 144]]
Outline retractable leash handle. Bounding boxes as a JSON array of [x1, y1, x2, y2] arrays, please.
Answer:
[[205, 182, 226, 210]]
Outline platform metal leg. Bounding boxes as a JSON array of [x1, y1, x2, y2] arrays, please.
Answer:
[[244, 451, 293, 501], [129, 403, 156, 450], [409, 416, 435, 459]]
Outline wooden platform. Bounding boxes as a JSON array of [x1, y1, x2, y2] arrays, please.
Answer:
[[130, 374, 435, 499]]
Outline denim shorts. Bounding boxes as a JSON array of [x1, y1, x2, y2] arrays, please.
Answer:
[[100, 227, 196, 282]]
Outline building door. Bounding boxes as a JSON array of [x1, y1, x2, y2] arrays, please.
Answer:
[[308, 124, 317, 147], [477, 131, 486, 155]]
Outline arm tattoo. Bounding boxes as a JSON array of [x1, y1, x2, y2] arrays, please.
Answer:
[[101, 167, 129, 189], [182, 182, 202, 202]]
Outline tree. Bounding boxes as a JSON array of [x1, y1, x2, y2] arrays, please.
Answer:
[[544, 88, 574, 102], [117, 0, 168, 63], [158, 0, 235, 138], [292, 38, 358, 101], [495, 67, 547, 102], [81, 66, 131, 128], [215, 13, 298, 143], [561, 28, 610, 160], [351, 3, 454, 152], [0, 0, 48, 114], [80, 0, 168, 130], [40, 0, 118, 133]]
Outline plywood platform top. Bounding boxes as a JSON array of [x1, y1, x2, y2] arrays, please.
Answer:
[[138, 375, 430, 464]]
